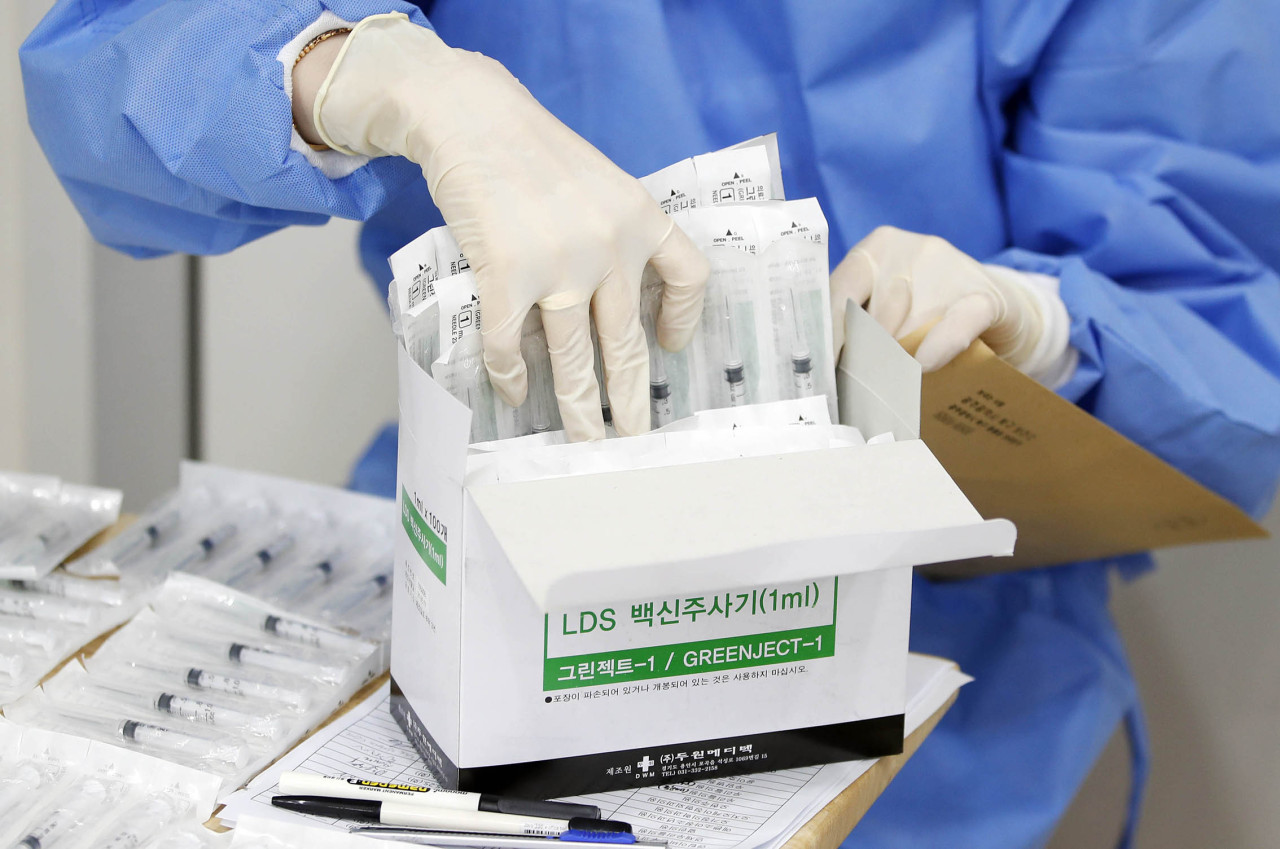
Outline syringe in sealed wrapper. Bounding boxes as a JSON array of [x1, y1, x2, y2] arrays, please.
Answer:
[[788, 289, 815, 399], [213, 529, 299, 587], [119, 660, 312, 710], [320, 563, 393, 623], [56, 674, 287, 740], [721, 296, 747, 407], [47, 705, 251, 769], [68, 486, 210, 576], [0, 758, 65, 818], [644, 311, 674, 429], [589, 325, 616, 437], [12, 776, 119, 849]]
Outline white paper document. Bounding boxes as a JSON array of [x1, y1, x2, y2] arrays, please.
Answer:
[[219, 654, 968, 849]]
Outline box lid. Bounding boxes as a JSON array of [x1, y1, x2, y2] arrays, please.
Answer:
[[468, 438, 1015, 609]]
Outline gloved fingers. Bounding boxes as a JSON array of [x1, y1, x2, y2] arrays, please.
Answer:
[[480, 306, 531, 408], [914, 292, 999, 372], [867, 275, 912, 339], [828, 248, 876, 359], [649, 220, 710, 352], [540, 301, 608, 442], [592, 277, 651, 438]]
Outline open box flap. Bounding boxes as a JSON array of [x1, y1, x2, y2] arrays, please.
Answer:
[[399, 345, 471, 486], [468, 439, 1016, 610], [837, 303, 922, 440]]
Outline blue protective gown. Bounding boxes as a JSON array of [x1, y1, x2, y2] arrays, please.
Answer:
[[21, 2, 1280, 846]]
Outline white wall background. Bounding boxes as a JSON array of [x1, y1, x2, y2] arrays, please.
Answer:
[[2, 1, 1277, 842], [200, 220, 398, 488]]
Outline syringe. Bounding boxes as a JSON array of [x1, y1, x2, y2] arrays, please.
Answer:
[[96, 795, 187, 849], [168, 521, 239, 573], [0, 617, 59, 653], [0, 758, 65, 821], [0, 590, 95, 625], [645, 312, 674, 428], [52, 707, 250, 769], [216, 530, 298, 587], [788, 289, 815, 398], [591, 326, 614, 433], [324, 566, 392, 619], [262, 613, 367, 655], [93, 503, 184, 570], [13, 776, 113, 849], [164, 628, 348, 686], [528, 353, 552, 435], [224, 640, 347, 685], [722, 295, 746, 406], [209, 585, 369, 654], [86, 678, 286, 739], [262, 545, 341, 602], [124, 660, 312, 710], [9, 572, 127, 607], [4, 519, 73, 566]]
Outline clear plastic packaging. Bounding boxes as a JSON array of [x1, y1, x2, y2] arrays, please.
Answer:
[[435, 333, 501, 444], [97, 656, 313, 713], [8, 772, 129, 848], [94, 793, 191, 849], [0, 474, 60, 540], [0, 588, 97, 625], [44, 664, 288, 742], [0, 576, 145, 707], [7, 572, 129, 607], [389, 136, 832, 445], [0, 704, 224, 848], [162, 502, 275, 580], [226, 814, 391, 848], [66, 486, 216, 578], [391, 232, 565, 445], [0, 616, 60, 654], [649, 197, 837, 423], [0, 754, 67, 817], [23, 571, 385, 788], [0, 483, 122, 581]]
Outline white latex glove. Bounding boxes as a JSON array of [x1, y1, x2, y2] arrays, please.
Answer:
[[312, 14, 709, 441], [830, 226, 1073, 382]]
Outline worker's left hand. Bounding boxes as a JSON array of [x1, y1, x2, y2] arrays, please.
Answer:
[[303, 14, 708, 442], [829, 226, 1071, 378]]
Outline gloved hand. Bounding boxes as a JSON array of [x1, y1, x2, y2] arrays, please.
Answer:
[[829, 226, 1073, 382], [307, 13, 709, 441]]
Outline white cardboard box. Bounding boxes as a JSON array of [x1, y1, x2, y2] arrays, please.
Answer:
[[390, 308, 1015, 797]]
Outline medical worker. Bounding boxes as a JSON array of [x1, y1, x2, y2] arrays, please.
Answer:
[[20, 2, 1280, 847]]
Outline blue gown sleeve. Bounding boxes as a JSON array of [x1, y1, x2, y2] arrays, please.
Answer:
[[981, 0, 1280, 517], [19, 0, 431, 258]]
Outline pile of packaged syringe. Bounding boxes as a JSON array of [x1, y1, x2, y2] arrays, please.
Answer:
[[388, 133, 839, 443], [0, 716, 225, 849], [66, 463, 395, 644], [0, 462, 394, 796], [7, 574, 383, 791], [0, 473, 126, 704]]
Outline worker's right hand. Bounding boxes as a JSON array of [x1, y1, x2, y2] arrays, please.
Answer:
[[306, 13, 708, 441]]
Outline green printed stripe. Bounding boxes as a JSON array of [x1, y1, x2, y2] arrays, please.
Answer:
[[543, 624, 835, 691], [401, 487, 446, 585]]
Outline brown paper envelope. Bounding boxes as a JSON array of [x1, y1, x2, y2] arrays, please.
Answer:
[[901, 335, 1268, 578]]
